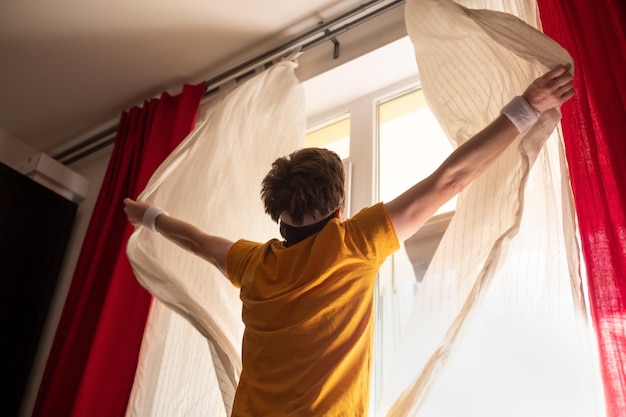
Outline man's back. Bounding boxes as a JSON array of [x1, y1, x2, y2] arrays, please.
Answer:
[[226, 203, 399, 416]]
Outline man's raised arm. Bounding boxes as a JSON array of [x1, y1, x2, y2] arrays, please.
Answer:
[[385, 64, 574, 242]]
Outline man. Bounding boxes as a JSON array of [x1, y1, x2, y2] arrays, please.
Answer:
[[124, 64, 573, 417]]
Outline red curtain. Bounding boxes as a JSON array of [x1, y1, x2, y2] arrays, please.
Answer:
[[32, 84, 205, 417], [537, 1, 626, 416]]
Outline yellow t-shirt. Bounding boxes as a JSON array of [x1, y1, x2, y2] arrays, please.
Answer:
[[226, 203, 399, 417]]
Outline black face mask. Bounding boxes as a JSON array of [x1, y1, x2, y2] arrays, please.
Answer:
[[279, 212, 337, 248]]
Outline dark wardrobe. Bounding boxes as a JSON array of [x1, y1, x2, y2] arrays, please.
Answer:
[[0, 162, 77, 416]]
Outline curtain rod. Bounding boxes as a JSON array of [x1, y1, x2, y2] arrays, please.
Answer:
[[54, 0, 406, 165], [202, 0, 405, 93]]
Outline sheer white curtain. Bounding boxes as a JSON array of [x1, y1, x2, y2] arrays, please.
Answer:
[[380, 1, 604, 416], [125, 60, 306, 417]]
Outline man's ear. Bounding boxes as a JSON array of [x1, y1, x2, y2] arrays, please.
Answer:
[[335, 206, 343, 220]]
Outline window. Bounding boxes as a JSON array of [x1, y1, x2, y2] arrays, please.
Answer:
[[377, 88, 455, 214], [305, 115, 352, 217], [305, 115, 350, 160]]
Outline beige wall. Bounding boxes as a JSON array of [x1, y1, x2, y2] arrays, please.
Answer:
[[0, 129, 38, 170]]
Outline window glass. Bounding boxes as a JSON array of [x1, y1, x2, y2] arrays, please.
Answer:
[[305, 115, 352, 218], [378, 88, 455, 214], [305, 115, 350, 159]]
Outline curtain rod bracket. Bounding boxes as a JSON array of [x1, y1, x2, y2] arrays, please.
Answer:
[[321, 23, 340, 59]]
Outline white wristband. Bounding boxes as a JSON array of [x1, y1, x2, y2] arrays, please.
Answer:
[[501, 96, 540, 133], [143, 206, 168, 232]]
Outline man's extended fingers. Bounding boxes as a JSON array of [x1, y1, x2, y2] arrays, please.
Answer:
[[560, 86, 575, 100], [559, 80, 574, 92], [540, 65, 573, 94], [547, 63, 571, 78], [555, 76, 574, 99]]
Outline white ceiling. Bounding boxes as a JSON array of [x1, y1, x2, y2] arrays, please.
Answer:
[[0, 0, 414, 155]]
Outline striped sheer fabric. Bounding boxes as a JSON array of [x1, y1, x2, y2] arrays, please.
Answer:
[[125, 60, 305, 417], [381, 1, 604, 416]]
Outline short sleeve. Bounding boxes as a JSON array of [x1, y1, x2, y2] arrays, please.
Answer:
[[343, 203, 400, 265], [226, 239, 262, 288]]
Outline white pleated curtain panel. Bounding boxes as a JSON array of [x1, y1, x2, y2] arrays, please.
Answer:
[[381, 0, 603, 416], [126, 60, 306, 417], [125, 1, 605, 416]]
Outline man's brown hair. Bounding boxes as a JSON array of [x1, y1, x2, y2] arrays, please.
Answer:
[[261, 148, 345, 226]]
